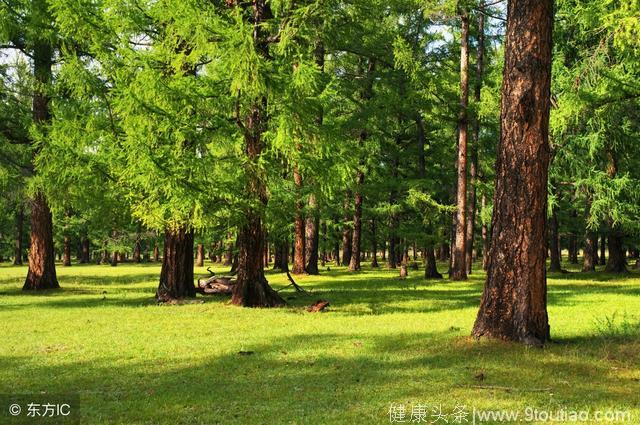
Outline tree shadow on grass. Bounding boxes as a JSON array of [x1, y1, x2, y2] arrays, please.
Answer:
[[0, 330, 637, 424]]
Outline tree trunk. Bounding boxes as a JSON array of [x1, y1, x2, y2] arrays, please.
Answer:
[[153, 245, 160, 262], [156, 226, 196, 301], [605, 230, 627, 273], [23, 23, 58, 290], [599, 234, 606, 265], [224, 236, 233, 266], [425, 247, 443, 279], [481, 194, 490, 271], [451, 10, 470, 281], [81, 238, 90, 264], [196, 243, 205, 267], [341, 193, 352, 266], [111, 251, 118, 267], [370, 219, 379, 268], [548, 209, 562, 272], [305, 194, 320, 274], [292, 165, 306, 274], [14, 206, 24, 265], [466, 9, 484, 276], [472, 0, 553, 346], [349, 185, 363, 272], [582, 231, 597, 272], [23, 193, 59, 290], [63, 236, 72, 267]]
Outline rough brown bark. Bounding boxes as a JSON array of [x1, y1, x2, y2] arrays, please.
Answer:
[[472, 0, 553, 346], [23, 193, 59, 290], [451, 10, 470, 281], [196, 243, 205, 267], [156, 227, 196, 301], [14, 206, 24, 265], [23, 20, 58, 290], [229, 0, 283, 308]]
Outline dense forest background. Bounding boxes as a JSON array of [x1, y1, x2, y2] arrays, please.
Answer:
[[1, 0, 639, 304]]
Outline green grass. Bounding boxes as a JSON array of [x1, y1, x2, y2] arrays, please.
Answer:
[[0, 261, 639, 424]]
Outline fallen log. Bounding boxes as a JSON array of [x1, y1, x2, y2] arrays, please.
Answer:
[[196, 275, 236, 295]]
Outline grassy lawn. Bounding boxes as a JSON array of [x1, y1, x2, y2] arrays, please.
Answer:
[[0, 261, 638, 424]]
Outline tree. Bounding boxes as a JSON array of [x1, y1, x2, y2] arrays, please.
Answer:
[[473, 0, 553, 346], [450, 6, 470, 281]]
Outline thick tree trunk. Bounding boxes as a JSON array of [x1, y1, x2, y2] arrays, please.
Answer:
[[425, 247, 443, 279], [451, 10, 470, 281], [156, 227, 196, 301], [582, 231, 597, 272], [63, 236, 72, 267], [23, 24, 58, 290], [305, 194, 320, 274], [111, 251, 118, 267], [23, 193, 59, 290], [230, 1, 283, 306], [14, 206, 24, 265], [196, 243, 205, 267], [605, 230, 627, 273], [472, 0, 553, 346], [548, 210, 562, 272]]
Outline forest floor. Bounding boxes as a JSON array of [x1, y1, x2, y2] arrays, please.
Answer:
[[0, 261, 638, 424]]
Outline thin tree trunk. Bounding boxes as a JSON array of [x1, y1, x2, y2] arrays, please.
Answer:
[[481, 193, 490, 271], [582, 231, 597, 272], [14, 206, 24, 265], [370, 219, 379, 268], [292, 164, 306, 274], [196, 243, 205, 267], [156, 226, 196, 301], [305, 194, 320, 274], [341, 192, 352, 266], [451, 10, 470, 281], [466, 8, 484, 276], [153, 245, 160, 262], [473, 0, 553, 346], [63, 236, 72, 267], [599, 234, 606, 265], [549, 209, 562, 272]]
